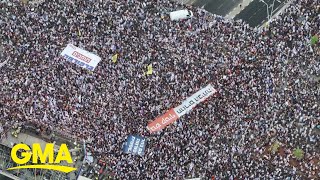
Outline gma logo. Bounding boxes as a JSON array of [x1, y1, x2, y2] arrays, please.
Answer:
[[8, 143, 77, 173]]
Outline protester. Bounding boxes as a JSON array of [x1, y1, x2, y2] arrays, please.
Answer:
[[0, 0, 319, 179]]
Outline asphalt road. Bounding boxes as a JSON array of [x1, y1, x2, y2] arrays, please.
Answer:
[[0, 174, 14, 180], [192, 0, 285, 27], [235, 0, 283, 26], [193, 0, 242, 16]]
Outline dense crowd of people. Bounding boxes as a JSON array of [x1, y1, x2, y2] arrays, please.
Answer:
[[0, 0, 319, 179]]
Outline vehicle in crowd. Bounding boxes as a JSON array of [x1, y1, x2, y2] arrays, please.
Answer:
[[169, 9, 193, 21]]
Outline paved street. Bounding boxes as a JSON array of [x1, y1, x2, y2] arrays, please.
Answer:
[[193, 0, 242, 16], [188, 0, 287, 27], [234, 0, 284, 26]]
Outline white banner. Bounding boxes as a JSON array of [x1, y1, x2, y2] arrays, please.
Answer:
[[173, 84, 216, 117], [60, 44, 101, 71]]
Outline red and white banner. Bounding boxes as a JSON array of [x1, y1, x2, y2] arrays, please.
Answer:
[[147, 109, 178, 133], [61, 44, 101, 71], [147, 84, 216, 133]]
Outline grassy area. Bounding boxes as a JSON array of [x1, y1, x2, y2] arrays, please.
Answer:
[[293, 148, 304, 160]]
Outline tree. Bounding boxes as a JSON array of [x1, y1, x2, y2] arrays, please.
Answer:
[[269, 141, 280, 154], [293, 148, 304, 160]]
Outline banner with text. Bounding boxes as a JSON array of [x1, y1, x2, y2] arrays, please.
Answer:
[[173, 84, 216, 117], [61, 44, 101, 71], [123, 135, 146, 156], [147, 109, 179, 133], [147, 84, 216, 133]]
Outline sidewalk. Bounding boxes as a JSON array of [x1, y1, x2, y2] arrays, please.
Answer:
[[260, 0, 293, 28], [225, 0, 254, 19], [175, 0, 254, 19]]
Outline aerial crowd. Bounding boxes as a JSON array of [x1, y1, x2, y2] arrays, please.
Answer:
[[0, 0, 319, 179]]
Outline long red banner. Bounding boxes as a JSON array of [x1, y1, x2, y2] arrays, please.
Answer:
[[146, 109, 179, 133]]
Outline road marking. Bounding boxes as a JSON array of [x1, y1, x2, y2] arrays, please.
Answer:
[[225, 0, 254, 19], [201, 3, 207, 9]]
